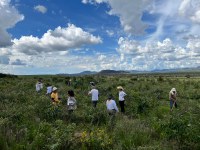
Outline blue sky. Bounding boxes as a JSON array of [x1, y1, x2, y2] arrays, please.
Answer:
[[0, 0, 200, 75]]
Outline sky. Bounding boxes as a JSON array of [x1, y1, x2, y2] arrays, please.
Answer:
[[0, 0, 200, 75]]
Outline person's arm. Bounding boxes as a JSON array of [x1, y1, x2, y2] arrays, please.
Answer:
[[51, 97, 55, 102], [88, 91, 91, 95], [113, 101, 119, 112], [67, 98, 69, 105], [72, 97, 76, 103]]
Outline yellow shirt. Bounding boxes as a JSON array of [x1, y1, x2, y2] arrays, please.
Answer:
[[51, 92, 60, 104]]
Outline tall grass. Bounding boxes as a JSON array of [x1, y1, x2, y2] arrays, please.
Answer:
[[0, 75, 200, 149]]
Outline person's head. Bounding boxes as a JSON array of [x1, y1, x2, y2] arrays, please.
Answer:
[[171, 88, 176, 92], [117, 86, 123, 91], [170, 88, 176, 94], [90, 82, 95, 86], [108, 94, 113, 100], [52, 87, 58, 92], [68, 90, 75, 97]]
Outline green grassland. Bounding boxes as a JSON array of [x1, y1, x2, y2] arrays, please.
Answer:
[[0, 74, 200, 149]]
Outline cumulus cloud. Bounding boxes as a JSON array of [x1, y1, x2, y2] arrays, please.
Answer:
[[107, 0, 151, 35], [83, 0, 200, 41], [0, 0, 24, 47], [82, 0, 153, 35], [116, 37, 200, 70], [7, 24, 102, 55], [34, 5, 47, 14], [186, 37, 200, 54], [0, 22, 103, 74]]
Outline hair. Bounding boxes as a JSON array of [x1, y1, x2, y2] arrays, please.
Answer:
[[68, 90, 75, 97], [108, 94, 113, 100]]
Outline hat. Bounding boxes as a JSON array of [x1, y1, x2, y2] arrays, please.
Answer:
[[117, 86, 123, 90], [171, 88, 176, 92], [52, 87, 58, 91]]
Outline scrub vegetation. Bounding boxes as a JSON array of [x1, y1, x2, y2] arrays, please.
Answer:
[[0, 74, 200, 149]]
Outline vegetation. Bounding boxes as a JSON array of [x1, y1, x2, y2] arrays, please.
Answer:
[[0, 74, 200, 149]]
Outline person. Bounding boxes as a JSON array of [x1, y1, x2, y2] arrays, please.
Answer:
[[67, 90, 77, 115], [88, 86, 99, 108], [169, 88, 178, 111], [36, 81, 40, 92], [117, 86, 127, 113], [46, 83, 52, 95], [51, 87, 61, 105], [106, 94, 119, 128], [106, 94, 119, 114], [36, 80, 43, 92]]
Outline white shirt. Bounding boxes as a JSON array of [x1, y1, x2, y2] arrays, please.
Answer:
[[119, 91, 127, 101], [39, 83, 43, 89], [67, 97, 76, 105], [88, 89, 99, 101], [36, 83, 40, 92], [106, 100, 119, 112], [46, 86, 52, 94]]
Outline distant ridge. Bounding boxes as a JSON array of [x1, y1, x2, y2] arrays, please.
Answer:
[[98, 70, 129, 74], [57, 71, 97, 76], [57, 66, 200, 76]]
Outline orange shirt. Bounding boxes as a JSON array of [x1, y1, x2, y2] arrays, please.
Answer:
[[51, 92, 60, 104]]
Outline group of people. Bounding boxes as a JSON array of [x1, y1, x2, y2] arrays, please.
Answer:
[[36, 79, 178, 118]]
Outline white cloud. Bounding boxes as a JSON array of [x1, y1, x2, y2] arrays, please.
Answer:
[[0, 23, 103, 73], [150, 0, 200, 40], [0, 0, 24, 47], [190, 10, 200, 23], [2, 0, 200, 74], [81, 0, 105, 4], [107, 0, 151, 35], [84, 0, 200, 41], [106, 30, 114, 37], [186, 37, 200, 53], [116, 37, 200, 70], [82, 0, 153, 35], [6, 24, 102, 55], [34, 5, 47, 14], [178, 0, 200, 23], [98, 54, 106, 60]]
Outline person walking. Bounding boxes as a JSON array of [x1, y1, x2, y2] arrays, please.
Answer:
[[169, 88, 178, 111], [46, 83, 52, 95], [117, 86, 127, 113], [106, 94, 119, 114], [106, 94, 119, 127], [36, 80, 43, 93], [67, 90, 77, 115], [88, 86, 99, 108], [51, 87, 61, 105]]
